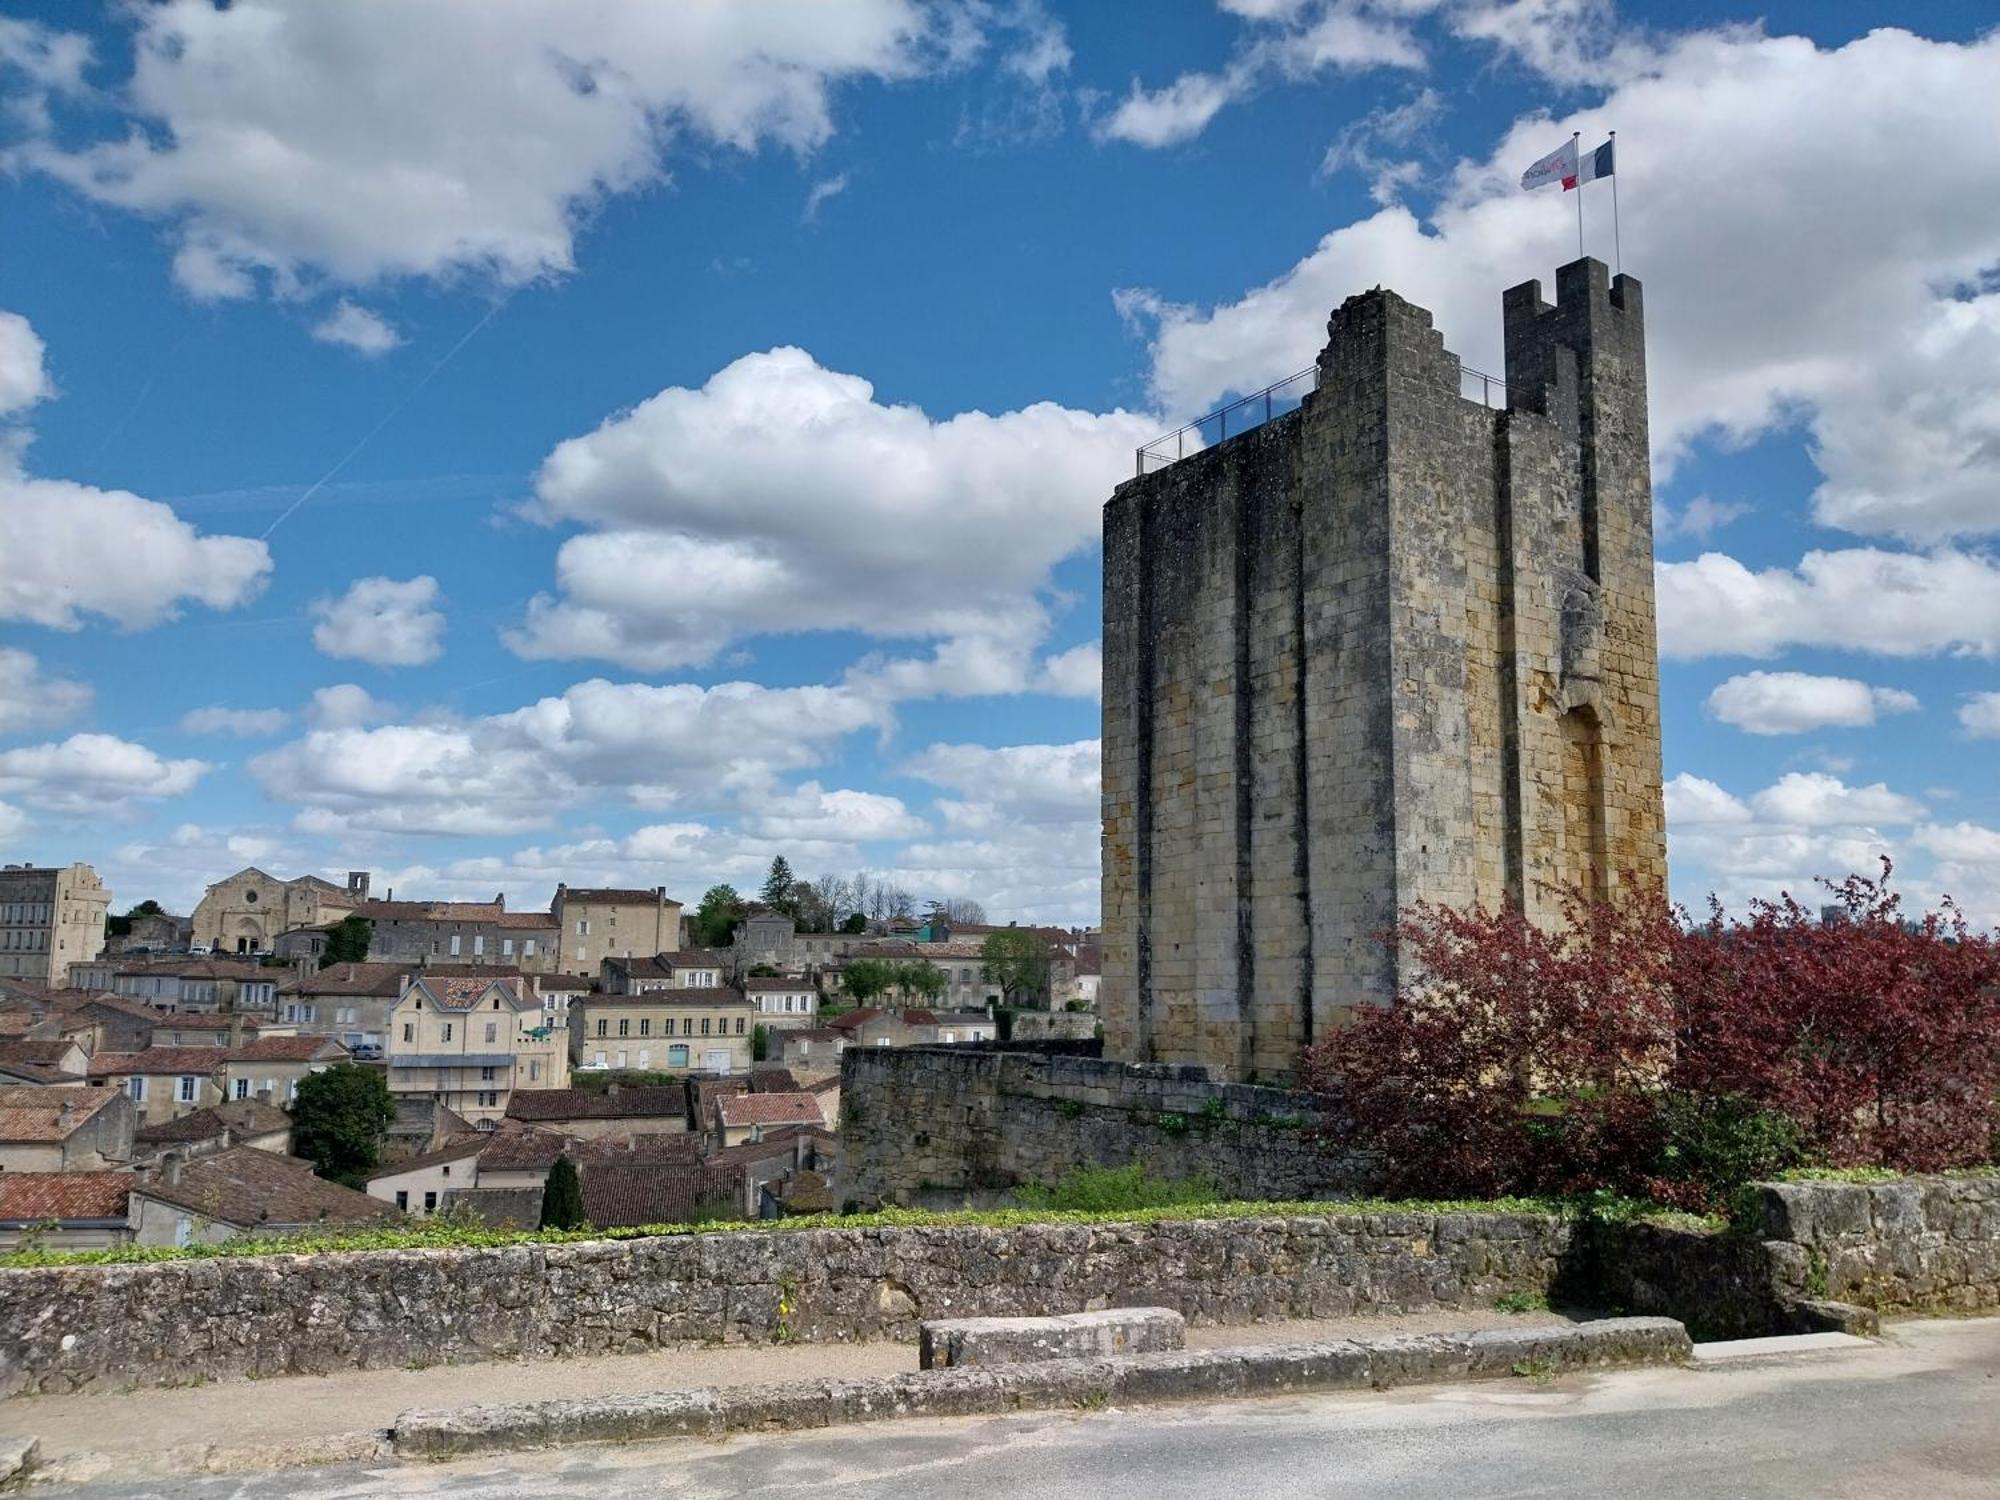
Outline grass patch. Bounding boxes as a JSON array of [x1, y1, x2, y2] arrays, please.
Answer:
[[0, 1194, 1600, 1270], [1493, 1291, 1550, 1315], [1510, 1357, 1557, 1384], [1777, 1165, 2000, 1185]]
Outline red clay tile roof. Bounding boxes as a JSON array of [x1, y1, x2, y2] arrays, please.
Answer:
[[282, 961, 406, 997], [0, 1171, 135, 1223], [477, 1129, 699, 1173], [353, 900, 503, 922], [226, 1035, 346, 1062], [0, 1085, 125, 1141], [86, 1047, 227, 1079], [580, 1162, 740, 1229], [748, 1067, 802, 1093], [560, 888, 677, 905], [364, 1136, 490, 1180], [0, 1039, 81, 1068], [407, 973, 529, 1011], [580, 987, 747, 1008], [493, 911, 558, 929], [503, 1086, 684, 1122], [134, 1098, 292, 1146], [134, 1147, 394, 1229], [742, 977, 816, 992], [716, 1093, 825, 1129]]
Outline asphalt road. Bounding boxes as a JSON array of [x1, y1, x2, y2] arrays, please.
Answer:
[[51, 1319, 2000, 1499]]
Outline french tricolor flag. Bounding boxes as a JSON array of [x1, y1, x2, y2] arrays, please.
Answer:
[[1521, 136, 1614, 192]]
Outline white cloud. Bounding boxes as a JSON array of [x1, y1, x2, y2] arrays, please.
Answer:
[[745, 782, 926, 842], [305, 683, 394, 730], [310, 575, 446, 667], [1655, 494, 1748, 542], [0, 648, 91, 736], [16, 2, 945, 300], [1959, 692, 2000, 740], [1662, 772, 1751, 827], [1095, 2, 1425, 149], [506, 346, 1152, 672], [1704, 671, 1920, 736], [0, 801, 24, 841], [1036, 641, 1102, 699], [0, 733, 209, 812], [0, 308, 271, 631], [802, 173, 849, 224], [1127, 27, 2000, 555], [0, 464, 272, 630], [1748, 772, 1925, 829], [905, 739, 1100, 826], [179, 705, 291, 738], [0, 309, 52, 417], [1096, 71, 1240, 148], [252, 676, 887, 835], [310, 301, 401, 356], [1320, 87, 1445, 203], [1656, 549, 2000, 661], [1911, 821, 2000, 867]]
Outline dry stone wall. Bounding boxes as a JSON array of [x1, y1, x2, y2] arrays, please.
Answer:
[[0, 1209, 1569, 1396], [838, 1046, 1353, 1209]]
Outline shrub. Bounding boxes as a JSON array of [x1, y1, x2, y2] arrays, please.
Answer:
[[539, 1156, 585, 1230], [1303, 861, 2000, 1211], [1013, 1163, 1220, 1212]]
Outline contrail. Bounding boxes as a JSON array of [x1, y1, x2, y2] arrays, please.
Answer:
[[259, 295, 512, 540]]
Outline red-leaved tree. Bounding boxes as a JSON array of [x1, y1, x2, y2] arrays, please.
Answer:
[[1303, 861, 2000, 1208]]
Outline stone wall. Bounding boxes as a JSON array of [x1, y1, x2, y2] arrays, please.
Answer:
[[839, 1046, 1351, 1209], [1102, 258, 1667, 1083], [0, 1209, 1570, 1396], [1750, 1174, 2000, 1314]]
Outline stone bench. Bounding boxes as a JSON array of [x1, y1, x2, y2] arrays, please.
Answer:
[[918, 1308, 1186, 1370]]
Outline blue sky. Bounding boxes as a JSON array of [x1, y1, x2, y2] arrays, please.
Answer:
[[1, 0, 1996, 928]]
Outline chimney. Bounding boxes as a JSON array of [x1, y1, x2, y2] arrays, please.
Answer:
[[58, 1099, 74, 1127], [161, 1150, 183, 1186]]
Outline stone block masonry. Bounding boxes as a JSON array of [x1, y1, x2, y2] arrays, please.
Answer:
[[838, 1045, 1354, 1208], [919, 1308, 1186, 1369], [1102, 257, 1667, 1080]]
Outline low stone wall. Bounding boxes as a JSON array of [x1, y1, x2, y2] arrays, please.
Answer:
[[840, 1046, 1351, 1207], [1750, 1174, 2000, 1314], [0, 1209, 1568, 1396]]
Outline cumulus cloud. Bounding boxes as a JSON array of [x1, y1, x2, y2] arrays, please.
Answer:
[[179, 705, 291, 738], [1662, 772, 1751, 828], [1095, 1, 1425, 148], [1126, 26, 2000, 563], [310, 301, 401, 356], [14, 2, 944, 301], [506, 346, 1152, 672], [310, 575, 446, 667], [0, 648, 91, 736], [0, 309, 52, 417], [0, 732, 209, 812], [306, 683, 394, 730], [1957, 693, 2000, 740], [1656, 549, 2000, 661], [1036, 642, 1103, 699], [1704, 671, 1919, 736], [252, 677, 888, 835], [884, 739, 1102, 923], [744, 782, 926, 842], [1748, 772, 1925, 829], [0, 308, 271, 631], [0, 801, 25, 840]]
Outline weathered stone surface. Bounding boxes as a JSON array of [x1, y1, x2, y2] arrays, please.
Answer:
[[920, 1308, 1185, 1369], [1103, 257, 1667, 1081], [392, 1318, 1694, 1461], [840, 1045, 1358, 1207]]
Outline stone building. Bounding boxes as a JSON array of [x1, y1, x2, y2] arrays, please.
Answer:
[[386, 971, 571, 1126], [1102, 257, 1666, 1081], [0, 863, 110, 987], [190, 868, 364, 955], [571, 988, 755, 1075], [551, 885, 684, 971]]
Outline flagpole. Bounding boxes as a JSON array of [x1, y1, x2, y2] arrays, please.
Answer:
[[1609, 130, 1622, 274], [1572, 131, 1583, 260]]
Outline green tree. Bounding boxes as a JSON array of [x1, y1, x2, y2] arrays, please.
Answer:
[[894, 960, 947, 1004], [981, 929, 1052, 1007], [843, 957, 896, 1004], [540, 1155, 586, 1230], [691, 884, 745, 947], [105, 898, 165, 938], [761, 856, 797, 917], [752, 1023, 770, 1062], [840, 912, 869, 934], [320, 914, 374, 968], [289, 1063, 396, 1187]]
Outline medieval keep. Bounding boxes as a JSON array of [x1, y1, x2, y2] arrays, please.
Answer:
[[1101, 257, 1668, 1081]]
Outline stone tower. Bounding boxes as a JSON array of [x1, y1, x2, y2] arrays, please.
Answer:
[[1100, 257, 1666, 1082]]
